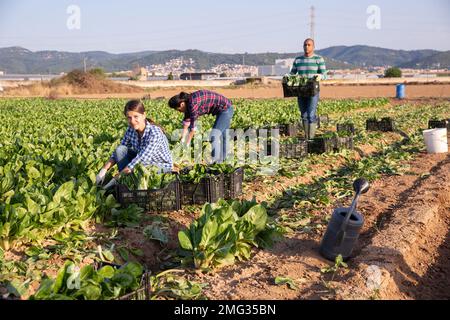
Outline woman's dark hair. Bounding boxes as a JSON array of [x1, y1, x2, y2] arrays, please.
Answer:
[[124, 99, 163, 132], [124, 99, 146, 115], [168, 92, 190, 109]]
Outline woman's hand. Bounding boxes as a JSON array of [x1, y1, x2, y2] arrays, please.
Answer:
[[181, 122, 190, 144], [95, 168, 107, 185], [185, 130, 196, 146], [121, 167, 132, 175]]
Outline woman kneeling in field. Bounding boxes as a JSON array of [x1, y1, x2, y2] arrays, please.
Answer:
[[96, 99, 173, 188]]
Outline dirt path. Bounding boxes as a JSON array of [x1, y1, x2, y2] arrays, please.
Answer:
[[3, 84, 450, 100], [72, 83, 450, 99]]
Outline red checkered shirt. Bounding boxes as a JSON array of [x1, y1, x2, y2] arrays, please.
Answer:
[[183, 90, 232, 130]]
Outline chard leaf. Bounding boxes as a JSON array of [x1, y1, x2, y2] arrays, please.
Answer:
[[53, 261, 73, 294], [97, 265, 115, 279], [143, 223, 168, 245], [241, 205, 267, 232], [274, 276, 299, 290], [74, 284, 102, 300], [53, 181, 75, 204], [7, 278, 30, 298], [199, 218, 218, 248], [121, 262, 143, 278], [178, 230, 193, 250]]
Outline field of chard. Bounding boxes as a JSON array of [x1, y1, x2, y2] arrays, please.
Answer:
[[0, 96, 449, 300]]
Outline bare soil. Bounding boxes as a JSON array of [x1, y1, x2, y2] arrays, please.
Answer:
[[2, 83, 449, 100]]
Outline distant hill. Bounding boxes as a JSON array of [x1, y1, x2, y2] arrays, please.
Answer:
[[316, 45, 440, 67], [128, 49, 354, 71], [0, 45, 448, 74], [399, 51, 450, 69], [0, 47, 156, 74], [0, 47, 354, 73]]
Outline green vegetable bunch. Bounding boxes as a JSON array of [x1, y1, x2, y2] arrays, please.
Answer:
[[179, 164, 238, 184], [117, 164, 174, 190], [30, 261, 144, 300], [283, 74, 311, 86], [178, 199, 282, 270]]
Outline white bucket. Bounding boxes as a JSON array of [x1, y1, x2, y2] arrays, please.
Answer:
[[423, 128, 448, 153]]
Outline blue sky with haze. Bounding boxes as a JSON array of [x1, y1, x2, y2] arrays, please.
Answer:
[[0, 0, 449, 53]]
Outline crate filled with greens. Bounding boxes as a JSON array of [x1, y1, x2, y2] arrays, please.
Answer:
[[366, 117, 396, 132], [179, 164, 225, 205], [308, 131, 354, 154], [278, 122, 300, 137], [279, 137, 308, 159], [203, 163, 245, 200], [336, 134, 354, 150], [428, 119, 448, 129], [307, 134, 338, 154], [214, 165, 244, 200], [428, 118, 450, 133], [282, 74, 320, 97], [115, 164, 181, 212], [336, 123, 356, 135], [255, 122, 299, 138]]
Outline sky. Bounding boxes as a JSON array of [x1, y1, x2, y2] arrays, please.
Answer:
[[0, 0, 449, 54]]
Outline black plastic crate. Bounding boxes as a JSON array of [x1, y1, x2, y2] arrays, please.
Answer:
[[282, 80, 320, 98], [366, 117, 396, 132], [365, 119, 378, 131], [181, 174, 225, 205], [278, 123, 300, 137], [380, 117, 396, 131], [279, 140, 309, 159], [336, 135, 354, 150], [256, 123, 298, 137], [115, 179, 181, 212], [307, 136, 337, 154], [232, 127, 260, 141], [336, 123, 355, 135], [428, 119, 449, 130], [223, 167, 244, 199]]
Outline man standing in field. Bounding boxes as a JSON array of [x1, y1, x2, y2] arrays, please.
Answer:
[[290, 38, 327, 139]]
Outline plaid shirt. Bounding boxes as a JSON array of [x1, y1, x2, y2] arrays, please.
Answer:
[[111, 121, 173, 171], [183, 90, 232, 130]]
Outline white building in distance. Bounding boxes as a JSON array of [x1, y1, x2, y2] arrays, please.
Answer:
[[258, 59, 295, 76]]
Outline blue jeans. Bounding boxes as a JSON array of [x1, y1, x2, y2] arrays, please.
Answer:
[[113, 145, 172, 173], [113, 145, 137, 171], [210, 106, 234, 162], [298, 93, 319, 123]]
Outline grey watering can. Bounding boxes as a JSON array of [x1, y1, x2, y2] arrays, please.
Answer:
[[319, 178, 370, 261]]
